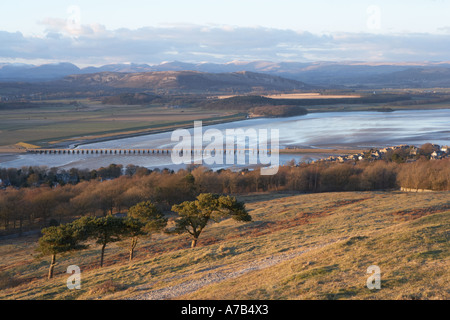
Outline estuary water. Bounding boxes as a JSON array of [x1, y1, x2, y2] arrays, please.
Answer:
[[1, 109, 449, 171]]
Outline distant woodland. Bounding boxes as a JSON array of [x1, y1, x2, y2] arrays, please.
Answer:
[[202, 94, 411, 111], [249, 105, 308, 117], [101, 93, 160, 105]]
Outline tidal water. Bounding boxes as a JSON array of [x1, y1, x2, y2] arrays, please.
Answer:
[[1, 109, 449, 171]]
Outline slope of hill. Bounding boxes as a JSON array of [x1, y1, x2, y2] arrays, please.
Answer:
[[0, 62, 82, 81], [0, 191, 448, 300], [61, 70, 312, 93], [367, 67, 450, 88]]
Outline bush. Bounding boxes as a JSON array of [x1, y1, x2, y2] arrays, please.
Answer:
[[359, 162, 398, 190], [0, 272, 21, 290], [87, 280, 126, 296]]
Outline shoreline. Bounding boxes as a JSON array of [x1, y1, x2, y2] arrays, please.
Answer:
[[1, 107, 448, 159], [280, 148, 365, 155], [46, 107, 450, 149], [0, 154, 20, 164], [2, 106, 449, 151]]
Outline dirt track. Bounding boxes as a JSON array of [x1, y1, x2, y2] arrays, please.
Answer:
[[130, 238, 347, 300]]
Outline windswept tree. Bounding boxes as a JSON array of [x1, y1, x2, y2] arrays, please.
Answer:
[[122, 217, 146, 261], [37, 223, 88, 279], [126, 201, 167, 261], [78, 216, 129, 267], [172, 193, 251, 248]]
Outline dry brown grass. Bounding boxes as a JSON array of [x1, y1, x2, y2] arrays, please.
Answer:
[[0, 191, 448, 300]]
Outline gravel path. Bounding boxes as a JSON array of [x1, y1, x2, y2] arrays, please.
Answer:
[[130, 238, 346, 300]]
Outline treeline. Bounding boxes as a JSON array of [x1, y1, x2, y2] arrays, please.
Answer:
[[1, 158, 448, 234], [389, 94, 450, 106], [249, 105, 308, 117], [0, 170, 196, 234], [102, 93, 160, 105], [0, 164, 147, 188], [203, 94, 411, 111]]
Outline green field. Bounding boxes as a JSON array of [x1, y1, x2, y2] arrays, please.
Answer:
[[0, 190, 448, 300], [0, 101, 243, 148]]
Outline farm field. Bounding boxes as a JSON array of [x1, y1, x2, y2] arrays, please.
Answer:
[[263, 93, 361, 99], [0, 190, 448, 300], [216, 93, 361, 100], [0, 101, 243, 148]]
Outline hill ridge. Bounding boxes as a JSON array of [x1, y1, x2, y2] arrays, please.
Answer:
[[60, 70, 312, 93]]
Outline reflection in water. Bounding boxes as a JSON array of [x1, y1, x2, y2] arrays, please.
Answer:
[[1, 109, 449, 170]]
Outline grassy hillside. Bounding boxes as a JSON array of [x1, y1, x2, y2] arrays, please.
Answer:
[[0, 191, 448, 300]]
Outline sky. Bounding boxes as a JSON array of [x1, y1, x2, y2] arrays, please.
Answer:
[[1, 0, 450, 66]]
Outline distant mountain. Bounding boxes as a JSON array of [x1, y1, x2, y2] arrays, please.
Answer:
[[81, 63, 154, 74], [0, 62, 81, 81], [366, 67, 450, 87], [2, 60, 450, 88], [144, 61, 450, 87]]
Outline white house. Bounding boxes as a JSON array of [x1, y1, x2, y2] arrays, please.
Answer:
[[409, 147, 418, 155], [431, 151, 445, 160]]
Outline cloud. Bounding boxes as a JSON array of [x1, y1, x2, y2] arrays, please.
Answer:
[[39, 17, 106, 37], [1, 24, 450, 65]]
